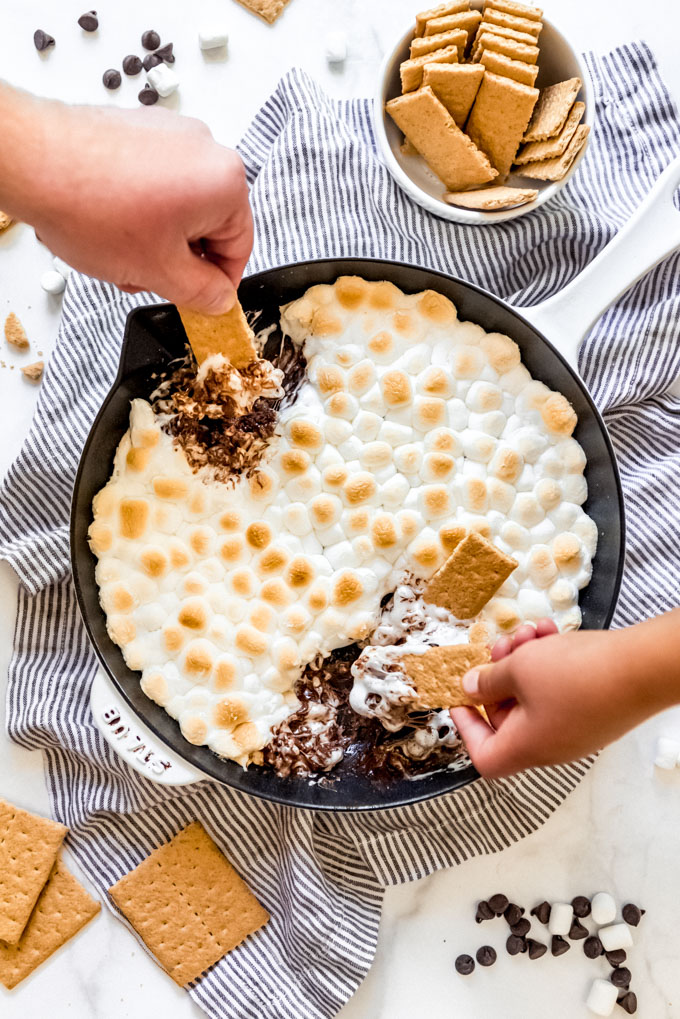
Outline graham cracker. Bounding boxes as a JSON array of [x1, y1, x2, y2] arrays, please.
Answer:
[[402, 644, 492, 709], [422, 63, 485, 127], [400, 44, 459, 93], [386, 86, 498, 191], [21, 360, 44, 382], [517, 124, 590, 180], [424, 10, 482, 52], [485, 0, 543, 22], [231, 0, 292, 23], [411, 28, 467, 60], [472, 31, 539, 65], [0, 212, 13, 232], [4, 312, 29, 351], [178, 301, 257, 368], [523, 77, 582, 142], [483, 7, 542, 38], [466, 71, 539, 177], [0, 799, 67, 945], [424, 530, 518, 618], [473, 20, 538, 48], [0, 859, 100, 989], [444, 184, 538, 209], [415, 1, 470, 37], [109, 822, 269, 986], [515, 101, 584, 164], [479, 48, 539, 87]]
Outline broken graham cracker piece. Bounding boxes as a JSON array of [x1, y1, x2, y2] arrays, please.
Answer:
[[402, 644, 492, 709], [422, 63, 485, 127], [231, 0, 292, 23], [21, 360, 44, 382], [485, 0, 543, 22], [0, 858, 100, 989], [425, 531, 518, 619], [515, 101, 585, 164], [472, 31, 539, 65], [400, 44, 459, 93], [523, 77, 582, 142], [415, 1, 470, 37], [109, 821, 269, 986], [444, 185, 538, 210], [410, 28, 467, 60], [386, 86, 497, 191], [4, 312, 29, 351], [0, 798, 67, 945], [517, 124, 590, 181], [178, 301, 257, 368], [479, 48, 539, 87], [0, 212, 13, 232], [467, 71, 538, 177]]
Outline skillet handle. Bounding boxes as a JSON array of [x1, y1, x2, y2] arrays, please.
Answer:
[[519, 155, 680, 370]]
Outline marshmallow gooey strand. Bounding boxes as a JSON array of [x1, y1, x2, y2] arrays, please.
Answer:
[[89, 277, 598, 767]]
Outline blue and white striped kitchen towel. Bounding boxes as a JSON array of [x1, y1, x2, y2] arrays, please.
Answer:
[[1, 42, 679, 1019]]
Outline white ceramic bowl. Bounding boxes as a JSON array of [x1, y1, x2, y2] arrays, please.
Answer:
[[374, 4, 593, 225]]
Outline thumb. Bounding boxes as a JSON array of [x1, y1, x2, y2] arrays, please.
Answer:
[[163, 248, 237, 315], [462, 657, 517, 706]]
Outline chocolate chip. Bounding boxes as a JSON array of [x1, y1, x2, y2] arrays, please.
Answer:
[[606, 949, 627, 967], [77, 11, 98, 31], [123, 54, 142, 75], [617, 991, 638, 1014], [142, 29, 160, 50], [527, 938, 547, 960], [102, 69, 121, 89], [510, 918, 530, 937], [571, 895, 591, 918], [475, 900, 495, 923], [506, 934, 526, 956], [138, 84, 159, 105], [551, 935, 570, 957], [476, 945, 497, 967], [488, 894, 509, 915], [569, 918, 589, 940], [622, 903, 643, 927], [504, 903, 524, 927], [143, 52, 162, 71], [156, 42, 174, 63], [530, 901, 551, 925], [611, 967, 632, 989], [455, 954, 475, 975], [33, 29, 55, 51], [584, 936, 604, 959]]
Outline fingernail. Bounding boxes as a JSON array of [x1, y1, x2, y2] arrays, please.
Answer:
[[463, 669, 479, 696]]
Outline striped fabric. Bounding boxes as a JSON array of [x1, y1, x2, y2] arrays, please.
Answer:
[[1, 42, 679, 1019]]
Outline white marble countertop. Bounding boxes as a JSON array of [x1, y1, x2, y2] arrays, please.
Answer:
[[1, 1, 679, 1016]]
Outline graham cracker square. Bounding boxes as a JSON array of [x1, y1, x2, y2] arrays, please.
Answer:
[[109, 822, 269, 986], [485, 0, 543, 22], [402, 644, 492, 709], [473, 20, 538, 50], [411, 28, 468, 61], [0, 859, 100, 989], [424, 530, 517, 618], [517, 124, 590, 180], [0, 799, 67, 945], [444, 184, 538, 210], [415, 1, 470, 37], [400, 44, 459, 93], [422, 63, 485, 127], [523, 77, 582, 142], [232, 0, 292, 23], [514, 101, 585, 164], [472, 31, 539, 65], [424, 10, 482, 53], [479, 48, 539, 87], [483, 7, 542, 37], [466, 71, 539, 177], [178, 301, 257, 368]]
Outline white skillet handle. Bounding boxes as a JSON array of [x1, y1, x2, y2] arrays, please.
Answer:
[[520, 155, 680, 369]]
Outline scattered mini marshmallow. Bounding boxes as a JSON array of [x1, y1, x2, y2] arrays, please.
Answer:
[[547, 901, 573, 937], [654, 736, 680, 770], [52, 255, 72, 280], [40, 269, 66, 295], [591, 892, 617, 926], [146, 63, 180, 98], [198, 25, 229, 51], [325, 30, 347, 64], [598, 923, 634, 953], [586, 978, 618, 1017]]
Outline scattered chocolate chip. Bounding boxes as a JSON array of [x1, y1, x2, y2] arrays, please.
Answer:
[[504, 903, 524, 927], [511, 918, 531, 937], [551, 935, 570, 957], [606, 949, 627, 967], [476, 945, 497, 967], [142, 29, 160, 50], [506, 934, 526, 956], [102, 68, 121, 89], [123, 54, 143, 75], [571, 895, 591, 918], [475, 900, 495, 923], [584, 936, 604, 959], [77, 11, 98, 31], [569, 918, 589, 940], [530, 901, 551, 925], [33, 29, 55, 51], [488, 894, 509, 915], [611, 967, 632, 989], [617, 991, 638, 1014], [156, 42, 174, 63], [143, 52, 162, 71], [455, 954, 475, 975], [622, 903, 643, 927], [138, 84, 159, 105], [527, 938, 547, 960]]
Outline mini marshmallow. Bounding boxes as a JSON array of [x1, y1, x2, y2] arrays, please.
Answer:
[[40, 269, 66, 295], [146, 63, 180, 97], [654, 736, 680, 770], [598, 923, 633, 953], [586, 978, 618, 1017], [324, 30, 347, 64], [198, 25, 229, 50], [548, 901, 573, 936], [52, 255, 72, 279], [591, 892, 617, 926]]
